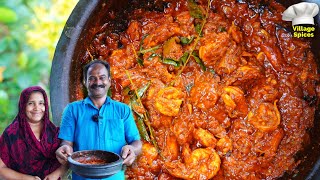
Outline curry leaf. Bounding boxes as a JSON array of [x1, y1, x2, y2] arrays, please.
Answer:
[[179, 52, 189, 65], [137, 81, 151, 98], [139, 34, 148, 52], [163, 58, 180, 67], [218, 26, 226, 32], [192, 52, 206, 71], [195, 23, 203, 36], [0, 7, 18, 24], [148, 53, 161, 60], [187, 0, 204, 19], [137, 116, 151, 142], [137, 58, 144, 66], [129, 98, 144, 117], [138, 45, 161, 54], [180, 36, 195, 45]]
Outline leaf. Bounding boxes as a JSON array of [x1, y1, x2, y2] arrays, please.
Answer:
[[0, 52, 16, 67], [0, 37, 8, 54], [6, 37, 19, 51], [179, 52, 189, 65], [17, 52, 28, 69], [218, 26, 226, 32], [139, 34, 148, 52], [180, 36, 195, 45], [187, 0, 204, 19], [162, 58, 180, 67], [137, 116, 151, 142], [0, 90, 9, 116], [195, 23, 202, 36], [0, 7, 18, 24], [138, 45, 161, 54], [192, 52, 206, 71], [0, 67, 5, 82], [148, 53, 161, 60], [137, 81, 151, 98], [17, 72, 32, 89], [137, 58, 144, 66], [129, 98, 144, 118]]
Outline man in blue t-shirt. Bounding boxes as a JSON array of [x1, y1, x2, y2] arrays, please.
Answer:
[[55, 60, 142, 180]]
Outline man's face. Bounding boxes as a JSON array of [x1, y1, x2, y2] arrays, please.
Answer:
[[85, 63, 111, 99]]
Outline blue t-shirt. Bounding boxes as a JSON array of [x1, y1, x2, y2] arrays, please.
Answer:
[[59, 96, 140, 180]]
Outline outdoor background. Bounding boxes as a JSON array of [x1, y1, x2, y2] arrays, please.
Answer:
[[0, 0, 78, 133]]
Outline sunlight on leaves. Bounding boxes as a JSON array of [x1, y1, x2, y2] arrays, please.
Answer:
[[26, 0, 78, 60], [0, 67, 5, 82]]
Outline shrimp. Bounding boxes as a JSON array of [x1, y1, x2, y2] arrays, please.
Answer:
[[221, 86, 248, 118], [164, 145, 221, 180], [194, 128, 217, 148], [162, 132, 179, 161], [155, 87, 184, 116], [216, 136, 233, 155], [128, 142, 161, 178], [137, 143, 160, 170], [172, 115, 194, 145], [247, 100, 281, 132]]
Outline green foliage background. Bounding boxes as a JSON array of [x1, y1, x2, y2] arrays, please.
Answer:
[[0, 0, 78, 133]]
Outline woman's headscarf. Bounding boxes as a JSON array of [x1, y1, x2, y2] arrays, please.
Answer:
[[0, 86, 61, 179]]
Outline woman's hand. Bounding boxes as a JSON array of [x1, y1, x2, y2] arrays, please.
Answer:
[[43, 164, 68, 180], [43, 172, 60, 180], [33, 176, 41, 180]]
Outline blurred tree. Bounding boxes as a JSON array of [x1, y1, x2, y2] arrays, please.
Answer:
[[0, 0, 78, 133]]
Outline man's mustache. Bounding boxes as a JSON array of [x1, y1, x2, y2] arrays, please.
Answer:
[[90, 84, 106, 89]]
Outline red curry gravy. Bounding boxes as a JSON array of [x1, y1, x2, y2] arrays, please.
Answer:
[[79, 0, 319, 179]]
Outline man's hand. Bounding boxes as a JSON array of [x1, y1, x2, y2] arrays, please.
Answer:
[[121, 145, 136, 166], [55, 144, 73, 165]]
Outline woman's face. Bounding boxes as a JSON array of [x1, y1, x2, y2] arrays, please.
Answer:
[[26, 91, 45, 123]]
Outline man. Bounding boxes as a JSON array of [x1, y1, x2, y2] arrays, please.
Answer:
[[56, 59, 142, 180]]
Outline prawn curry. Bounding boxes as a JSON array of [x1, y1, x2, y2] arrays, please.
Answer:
[[75, 0, 319, 179]]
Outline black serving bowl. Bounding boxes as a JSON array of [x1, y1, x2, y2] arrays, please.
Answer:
[[67, 150, 123, 179]]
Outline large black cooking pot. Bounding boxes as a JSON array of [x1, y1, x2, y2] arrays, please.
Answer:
[[50, 0, 320, 179]]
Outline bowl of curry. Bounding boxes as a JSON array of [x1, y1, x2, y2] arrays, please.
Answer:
[[51, 0, 320, 179], [67, 150, 123, 178]]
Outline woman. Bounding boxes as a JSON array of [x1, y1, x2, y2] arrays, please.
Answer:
[[0, 86, 66, 180]]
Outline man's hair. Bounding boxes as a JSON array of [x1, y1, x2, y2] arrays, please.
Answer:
[[83, 59, 111, 82]]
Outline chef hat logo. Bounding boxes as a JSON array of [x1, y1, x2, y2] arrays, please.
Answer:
[[282, 2, 319, 26]]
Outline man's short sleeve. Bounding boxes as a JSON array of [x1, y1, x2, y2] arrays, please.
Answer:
[[58, 104, 76, 142], [123, 106, 141, 144]]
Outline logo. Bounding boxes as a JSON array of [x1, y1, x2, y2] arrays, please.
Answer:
[[282, 2, 319, 38]]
